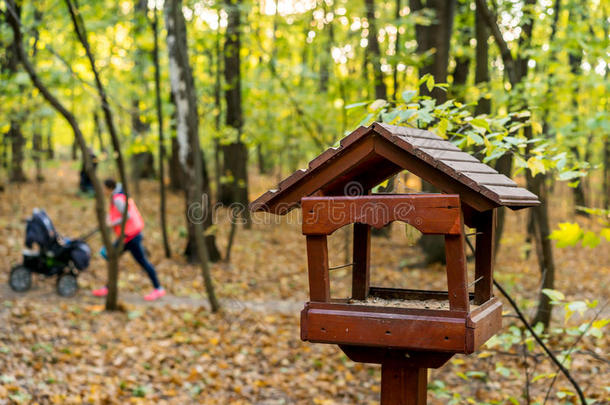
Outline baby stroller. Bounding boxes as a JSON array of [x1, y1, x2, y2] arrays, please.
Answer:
[[9, 209, 95, 297]]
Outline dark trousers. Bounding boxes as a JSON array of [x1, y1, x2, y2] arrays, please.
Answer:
[[106, 233, 161, 289]]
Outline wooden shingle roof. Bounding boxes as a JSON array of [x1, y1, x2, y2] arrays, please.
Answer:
[[251, 122, 539, 214]]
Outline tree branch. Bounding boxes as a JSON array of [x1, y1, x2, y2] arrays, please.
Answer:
[[493, 279, 587, 405], [3, 0, 115, 305], [474, 0, 519, 85]]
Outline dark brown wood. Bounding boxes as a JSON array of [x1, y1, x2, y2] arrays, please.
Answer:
[[302, 194, 462, 235], [444, 219, 469, 312], [250, 122, 540, 215], [306, 235, 330, 302], [467, 297, 502, 353], [340, 346, 453, 368], [474, 209, 495, 304], [381, 364, 427, 405], [373, 138, 496, 212], [301, 304, 468, 352], [253, 136, 378, 214], [352, 223, 371, 300]]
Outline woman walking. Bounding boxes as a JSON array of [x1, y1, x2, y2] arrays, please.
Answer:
[[92, 178, 165, 301]]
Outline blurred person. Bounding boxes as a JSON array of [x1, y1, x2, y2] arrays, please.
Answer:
[[92, 178, 165, 301]]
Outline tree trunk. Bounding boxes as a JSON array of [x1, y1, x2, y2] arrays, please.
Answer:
[[493, 153, 513, 252], [451, 4, 471, 99], [568, 45, 588, 215], [169, 134, 183, 191], [220, 0, 251, 227], [318, 1, 333, 93], [46, 126, 54, 159], [411, 0, 456, 262], [165, 0, 220, 311], [474, 1, 491, 115], [152, 6, 171, 258], [411, 0, 456, 102], [33, 123, 44, 182], [5, 0, 117, 313], [213, 11, 222, 201], [93, 110, 105, 152], [8, 122, 27, 183], [392, 0, 401, 99], [130, 0, 153, 195], [365, 0, 387, 100], [529, 170, 555, 328], [2, 3, 26, 184], [602, 134, 610, 210], [65, 0, 131, 310]]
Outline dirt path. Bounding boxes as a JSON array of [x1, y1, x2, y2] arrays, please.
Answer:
[[0, 281, 303, 314]]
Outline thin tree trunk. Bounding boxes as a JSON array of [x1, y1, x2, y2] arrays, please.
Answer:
[[5, 0, 117, 312], [602, 134, 610, 210], [412, 0, 456, 261], [318, 1, 333, 93], [493, 153, 513, 252], [451, 3, 471, 99], [529, 168, 555, 328], [46, 124, 54, 159], [93, 110, 105, 152], [568, 43, 588, 215], [130, 0, 153, 195], [220, 0, 251, 227], [392, 0, 401, 99], [8, 123, 26, 183], [365, 0, 387, 100], [165, 0, 220, 312], [2, 3, 26, 184], [213, 10, 222, 201], [152, 6, 171, 259], [411, 0, 456, 102], [65, 0, 130, 311], [474, 1, 491, 115], [33, 123, 44, 182], [475, 0, 556, 327]]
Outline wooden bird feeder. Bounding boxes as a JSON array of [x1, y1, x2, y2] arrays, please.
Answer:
[[251, 122, 539, 404]]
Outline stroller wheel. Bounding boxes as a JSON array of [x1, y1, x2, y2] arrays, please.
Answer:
[[57, 273, 78, 297], [9, 265, 32, 292]]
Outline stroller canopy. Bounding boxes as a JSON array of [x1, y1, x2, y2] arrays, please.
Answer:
[[25, 209, 58, 250]]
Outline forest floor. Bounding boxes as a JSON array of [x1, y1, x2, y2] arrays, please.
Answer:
[[0, 162, 608, 404]]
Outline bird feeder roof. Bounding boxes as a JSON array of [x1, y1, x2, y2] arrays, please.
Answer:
[[250, 122, 539, 214]]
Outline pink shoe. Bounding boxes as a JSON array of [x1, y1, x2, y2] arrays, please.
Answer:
[[144, 288, 166, 301], [92, 286, 108, 297]]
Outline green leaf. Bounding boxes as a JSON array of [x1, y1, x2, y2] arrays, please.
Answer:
[[527, 157, 546, 177], [470, 118, 490, 132], [368, 99, 387, 112], [345, 101, 368, 109], [599, 228, 610, 241], [426, 75, 435, 92], [558, 171, 583, 181], [401, 90, 417, 103], [399, 109, 416, 121], [542, 288, 565, 302], [549, 222, 583, 247], [435, 118, 449, 139], [581, 231, 601, 248]]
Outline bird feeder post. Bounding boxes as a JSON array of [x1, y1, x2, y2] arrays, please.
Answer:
[[380, 363, 427, 405]]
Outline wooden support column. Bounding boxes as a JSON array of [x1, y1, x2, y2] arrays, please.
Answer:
[[474, 209, 495, 305], [380, 363, 427, 405], [306, 235, 330, 302], [444, 229, 469, 312], [352, 222, 371, 300]]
